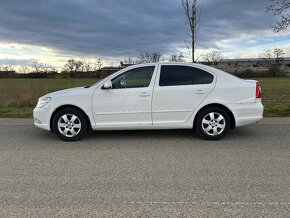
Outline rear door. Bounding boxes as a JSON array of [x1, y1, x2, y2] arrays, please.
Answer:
[[152, 64, 216, 125]]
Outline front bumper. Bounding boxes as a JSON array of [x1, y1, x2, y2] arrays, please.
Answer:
[[33, 107, 54, 131]]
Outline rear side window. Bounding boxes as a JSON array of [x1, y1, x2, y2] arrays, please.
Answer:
[[159, 65, 213, 86], [194, 68, 214, 84]]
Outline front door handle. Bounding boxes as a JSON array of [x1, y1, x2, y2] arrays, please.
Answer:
[[195, 90, 206, 94]]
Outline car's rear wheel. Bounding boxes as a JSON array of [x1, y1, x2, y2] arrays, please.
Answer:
[[52, 108, 88, 141], [195, 106, 231, 140]]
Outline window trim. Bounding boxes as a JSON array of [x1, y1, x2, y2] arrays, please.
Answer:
[[101, 65, 156, 90], [158, 65, 215, 87]]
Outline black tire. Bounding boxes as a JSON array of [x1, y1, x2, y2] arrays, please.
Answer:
[[194, 106, 231, 140], [52, 108, 88, 141]]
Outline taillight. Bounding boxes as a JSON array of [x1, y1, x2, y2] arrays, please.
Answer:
[[256, 82, 262, 98]]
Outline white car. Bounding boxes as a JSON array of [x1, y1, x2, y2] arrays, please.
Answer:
[[33, 63, 263, 141]]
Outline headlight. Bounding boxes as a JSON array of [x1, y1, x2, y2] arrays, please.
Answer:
[[36, 97, 51, 108]]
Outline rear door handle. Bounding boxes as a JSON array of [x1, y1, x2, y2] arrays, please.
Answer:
[[195, 90, 206, 94]]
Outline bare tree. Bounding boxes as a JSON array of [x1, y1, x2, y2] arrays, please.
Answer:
[[32, 60, 43, 73], [273, 48, 285, 75], [83, 60, 92, 72], [138, 51, 151, 63], [263, 48, 285, 77], [63, 59, 76, 72], [44, 64, 57, 73], [74, 60, 83, 72], [32, 60, 57, 73], [19, 66, 31, 74], [42, 63, 52, 73], [138, 51, 162, 63], [80, 59, 86, 72], [267, 0, 290, 32], [202, 50, 223, 65], [151, 52, 162, 62], [7, 65, 15, 72], [0, 65, 14, 72], [263, 49, 274, 74], [95, 58, 103, 70], [89, 58, 103, 74], [123, 57, 136, 64], [0, 65, 8, 72], [170, 52, 185, 62], [181, 0, 199, 62]]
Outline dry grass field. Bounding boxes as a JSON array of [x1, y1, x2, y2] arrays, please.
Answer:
[[0, 78, 95, 117]]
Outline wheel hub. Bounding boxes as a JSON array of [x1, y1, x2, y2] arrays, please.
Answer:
[[210, 120, 218, 127], [57, 114, 81, 137], [202, 112, 226, 136], [66, 121, 74, 128]]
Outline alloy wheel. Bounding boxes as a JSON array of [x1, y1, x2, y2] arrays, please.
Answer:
[[57, 114, 81, 137], [202, 112, 226, 136]]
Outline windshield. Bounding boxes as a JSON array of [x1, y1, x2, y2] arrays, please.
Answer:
[[84, 77, 108, 88]]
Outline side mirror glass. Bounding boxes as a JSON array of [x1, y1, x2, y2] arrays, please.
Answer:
[[102, 80, 112, 89]]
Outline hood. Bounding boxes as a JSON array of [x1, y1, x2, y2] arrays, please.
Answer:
[[45, 87, 86, 97]]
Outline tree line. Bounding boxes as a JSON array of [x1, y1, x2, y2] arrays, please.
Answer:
[[0, 47, 286, 78], [0, 52, 187, 74], [122, 51, 185, 64]]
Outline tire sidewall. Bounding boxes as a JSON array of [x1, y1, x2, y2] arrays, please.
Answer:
[[52, 108, 88, 141], [195, 106, 231, 140]]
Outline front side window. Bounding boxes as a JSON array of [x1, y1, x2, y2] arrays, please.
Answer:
[[111, 66, 155, 89], [159, 65, 214, 86]]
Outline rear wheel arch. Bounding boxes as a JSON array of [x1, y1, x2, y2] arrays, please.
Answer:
[[50, 105, 92, 133], [193, 103, 236, 129]]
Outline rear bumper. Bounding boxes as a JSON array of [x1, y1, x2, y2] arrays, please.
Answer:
[[230, 102, 264, 127], [236, 115, 263, 127], [33, 107, 54, 131]]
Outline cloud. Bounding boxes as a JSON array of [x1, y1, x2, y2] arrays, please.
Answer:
[[197, 0, 275, 48], [0, 0, 186, 58], [0, 58, 32, 66], [0, 0, 284, 62], [247, 40, 258, 45]]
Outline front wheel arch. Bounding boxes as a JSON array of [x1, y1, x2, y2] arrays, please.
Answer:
[[193, 103, 236, 129], [50, 105, 92, 133]]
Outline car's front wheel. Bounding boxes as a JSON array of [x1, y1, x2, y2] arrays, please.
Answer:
[[195, 106, 231, 140], [52, 108, 88, 141]]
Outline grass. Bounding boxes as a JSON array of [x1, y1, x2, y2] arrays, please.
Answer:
[[255, 77, 290, 116], [0, 78, 96, 118], [0, 77, 290, 117], [0, 106, 33, 118]]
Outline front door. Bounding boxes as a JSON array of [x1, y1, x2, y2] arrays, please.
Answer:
[[92, 66, 156, 127]]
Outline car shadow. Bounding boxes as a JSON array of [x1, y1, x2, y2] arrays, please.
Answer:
[[33, 124, 260, 145], [88, 129, 197, 140], [86, 126, 259, 141]]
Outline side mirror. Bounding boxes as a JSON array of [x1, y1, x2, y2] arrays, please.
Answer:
[[102, 80, 112, 90]]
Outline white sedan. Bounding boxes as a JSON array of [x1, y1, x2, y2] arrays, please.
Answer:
[[33, 63, 263, 141]]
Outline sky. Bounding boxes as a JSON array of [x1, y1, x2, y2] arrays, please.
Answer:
[[0, 0, 289, 71]]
